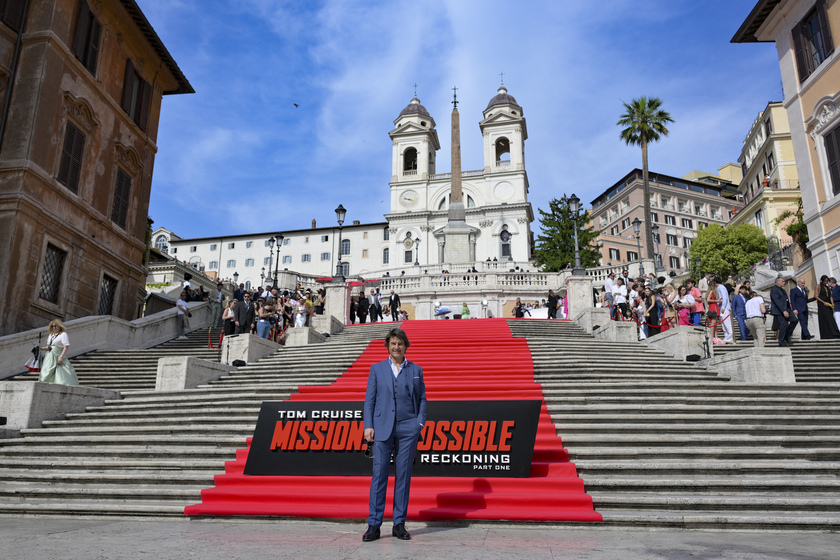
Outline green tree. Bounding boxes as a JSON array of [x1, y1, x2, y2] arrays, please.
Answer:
[[772, 196, 809, 245], [689, 223, 767, 278], [534, 195, 602, 271], [617, 97, 674, 261]]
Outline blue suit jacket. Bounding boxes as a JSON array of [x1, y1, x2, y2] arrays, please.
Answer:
[[732, 293, 747, 318], [790, 286, 813, 313], [364, 359, 427, 441]]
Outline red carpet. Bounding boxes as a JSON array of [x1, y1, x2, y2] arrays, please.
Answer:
[[185, 318, 601, 522]]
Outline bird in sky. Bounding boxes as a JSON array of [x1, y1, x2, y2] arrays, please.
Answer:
[[293, 103, 300, 108]]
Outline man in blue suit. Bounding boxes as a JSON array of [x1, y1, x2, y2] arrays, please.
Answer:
[[732, 285, 749, 341], [362, 328, 427, 542], [790, 277, 814, 340]]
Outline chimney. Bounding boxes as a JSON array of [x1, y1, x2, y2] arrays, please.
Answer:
[[312, 219, 316, 228], [353, 220, 360, 225]]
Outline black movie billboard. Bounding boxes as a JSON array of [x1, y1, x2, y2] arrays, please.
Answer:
[[243, 400, 542, 478]]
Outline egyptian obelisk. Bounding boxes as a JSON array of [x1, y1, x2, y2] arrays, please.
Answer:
[[443, 87, 471, 262]]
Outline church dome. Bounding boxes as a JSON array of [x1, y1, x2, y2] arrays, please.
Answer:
[[398, 96, 431, 118], [485, 85, 521, 110]]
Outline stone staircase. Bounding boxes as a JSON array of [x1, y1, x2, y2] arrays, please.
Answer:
[[508, 319, 840, 530], [713, 338, 840, 383], [2, 318, 840, 530], [0, 323, 396, 518]]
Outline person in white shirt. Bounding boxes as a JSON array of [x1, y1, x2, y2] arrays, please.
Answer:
[[745, 291, 768, 348], [210, 283, 225, 328], [715, 277, 734, 343], [603, 272, 616, 317], [612, 278, 628, 319], [176, 291, 189, 339]]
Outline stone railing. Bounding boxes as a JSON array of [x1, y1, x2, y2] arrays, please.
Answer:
[[0, 302, 211, 381], [430, 169, 484, 180]]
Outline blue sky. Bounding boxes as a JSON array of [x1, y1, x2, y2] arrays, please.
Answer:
[[140, 0, 782, 240]]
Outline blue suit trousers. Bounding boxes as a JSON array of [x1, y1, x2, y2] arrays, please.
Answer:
[[368, 418, 421, 527]]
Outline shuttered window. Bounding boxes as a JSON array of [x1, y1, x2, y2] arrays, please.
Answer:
[[826, 123, 840, 197], [792, 0, 834, 82], [111, 168, 131, 229], [0, 0, 24, 31], [57, 122, 85, 194], [72, 1, 101, 76], [121, 60, 152, 131]]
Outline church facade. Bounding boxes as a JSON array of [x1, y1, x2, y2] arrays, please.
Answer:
[[156, 86, 535, 286]]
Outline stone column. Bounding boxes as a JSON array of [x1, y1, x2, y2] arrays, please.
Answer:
[[324, 282, 351, 325], [566, 276, 594, 320]]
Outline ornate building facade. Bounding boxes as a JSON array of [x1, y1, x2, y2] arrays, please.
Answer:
[[0, 0, 192, 336]]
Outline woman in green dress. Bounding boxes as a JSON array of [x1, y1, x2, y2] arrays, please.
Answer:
[[461, 302, 470, 319], [38, 319, 79, 386]]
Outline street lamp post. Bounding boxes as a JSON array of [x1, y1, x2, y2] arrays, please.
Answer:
[[273, 234, 283, 289], [414, 236, 420, 266], [632, 217, 644, 277], [233, 271, 239, 286], [260, 267, 265, 287], [568, 194, 585, 276], [334, 204, 347, 282], [651, 223, 664, 272]]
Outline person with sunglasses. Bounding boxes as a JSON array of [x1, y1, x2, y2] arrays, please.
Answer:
[[39, 319, 79, 385]]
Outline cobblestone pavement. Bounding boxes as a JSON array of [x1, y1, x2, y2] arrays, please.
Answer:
[[3, 518, 840, 559]]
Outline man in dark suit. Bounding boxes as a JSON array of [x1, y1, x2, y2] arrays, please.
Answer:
[[547, 290, 558, 320], [233, 292, 255, 334], [363, 328, 426, 542], [790, 278, 814, 340], [732, 285, 749, 341], [357, 291, 370, 324], [770, 276, 798, 347], [233, 283, 246, 302], [389, 290, 401, 317]]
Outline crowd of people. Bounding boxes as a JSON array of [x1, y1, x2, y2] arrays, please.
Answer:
[[600, 269, 840, 346], [349, 289, 408, 323]]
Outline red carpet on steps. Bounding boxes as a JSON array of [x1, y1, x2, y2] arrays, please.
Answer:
[[184, 318, 602, 522]]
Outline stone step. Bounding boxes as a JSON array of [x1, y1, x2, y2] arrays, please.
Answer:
[[554, 422, 840, 433], [590, 493, 840, 511], [551, 413, 840, 424], [597, 510, 840, 530], [573, 460, 840, 476], [0, 501, 187, 517], [565, 446, 840, 460]]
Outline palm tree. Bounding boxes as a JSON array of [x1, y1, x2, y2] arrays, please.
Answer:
[[617, 97, 674, 262]]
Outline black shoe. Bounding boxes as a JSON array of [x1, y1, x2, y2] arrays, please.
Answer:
[[779, 342, 788, 347], [392, 523, 411, 540], [362, 525, 380, 542]]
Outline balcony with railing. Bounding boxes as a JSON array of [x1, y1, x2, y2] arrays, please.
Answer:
[[741, 179, 800, 206], [430, 169, 485, 180]]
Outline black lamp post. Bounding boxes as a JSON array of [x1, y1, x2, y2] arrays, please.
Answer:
[[334, 204, 347, 282], [414, 236, 420, 266], [651, 222, 663, 272], [568, 194, 585, 276], [260, 267, 265, 286], [269, 234, 283, 289], [233, 271, 239, 285], [632, 217, 644, 277]]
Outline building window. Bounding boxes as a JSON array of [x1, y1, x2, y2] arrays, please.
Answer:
[[57, 122, 85, 194], [283, 238, 290, 245], [362, 249, 368, 258], [227, 259, 236, 267], [228, 243, 235, 249], [383, 227, 390, 241], [755, 210, 765, 229], [383, 248, 390, 264], [72, 1, 101, 76], [699, 221, 708, 229], [627, 251, 638, 261], [665, 215, 676, 226], [98, 275, 118, 315], [210, 244, 217, 251], [666, 234, 678, 246], [0, 1, 25, 31], [109, 167, 131, 229], [321, 252, 331, 261], [681, 218, 693, 229], [683, 238, 692, 249], [825, 122, 840, 196], [651, 212, 658, 223], [610, 225, 620, 236], [363, 232, 368, 240], [341, 239, 350, 255], [340, 262, 350, 276], [405, 250, 413, 263], [321, 235, 329, 242], [209, 261, 218, 269], [609, 248, 620, 261], [670, 256, 681, 269], [621, 218, 630, 230], [283, 255, 292, 264], [301, 254, 311, 262], [265, 239, 271, 247], [155, 235, 168, 251], [246, 241, 253, 248], [120, 60, 151, 130], [190, 246, 197, 253], [264, 257, 272, 265], [39, 244, 67, 303], [245, 258, 254, 266], [793, 0, 835, 83], [767, 151, 776, 171], [765, 117, 772, 136], [172, 248, 177, 254], [304, 237, 309, 243]]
